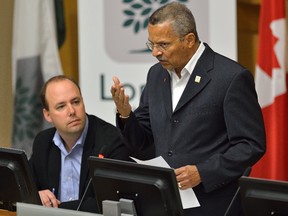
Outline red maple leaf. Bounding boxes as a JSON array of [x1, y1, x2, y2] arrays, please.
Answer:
[[257, 0, 285, 78]]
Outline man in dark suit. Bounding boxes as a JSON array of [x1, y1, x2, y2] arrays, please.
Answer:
[[29, 75, 132, 213], [110, 2, 266, 216]]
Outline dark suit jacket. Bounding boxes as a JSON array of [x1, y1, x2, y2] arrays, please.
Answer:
[[29, 114, 132, 213], [118, 44, 266, 216]]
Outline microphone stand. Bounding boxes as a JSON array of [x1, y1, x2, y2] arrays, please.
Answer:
[[76, 178, 92, 211], [224, 167, 251, 216]]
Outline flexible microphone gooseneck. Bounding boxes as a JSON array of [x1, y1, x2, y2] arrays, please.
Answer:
[[76, 145, 108, 211], [224, 167, 252, 216], [76, 178, 92, 211]]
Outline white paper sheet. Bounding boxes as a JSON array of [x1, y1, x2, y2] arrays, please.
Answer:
[[130, 156, 200, 209]]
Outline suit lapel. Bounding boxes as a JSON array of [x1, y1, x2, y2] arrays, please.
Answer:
[[174, 44, 214, 113], [161, 70, 173, 116], [79, 117, 98, 196], [79, 138, 92, 196], [48, 144, 61, 194]]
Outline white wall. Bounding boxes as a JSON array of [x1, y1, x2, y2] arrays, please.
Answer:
[[78, 0, 237, 124]]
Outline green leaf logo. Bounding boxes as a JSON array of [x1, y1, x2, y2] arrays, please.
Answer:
[[12, 76, 43, 143], [122, 0, 188, 34]]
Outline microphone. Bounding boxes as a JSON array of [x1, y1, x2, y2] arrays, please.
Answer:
[[76, 145, 108, 211]]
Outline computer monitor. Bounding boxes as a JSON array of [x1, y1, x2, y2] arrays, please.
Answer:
[[239, 176, 288, 216], [0, 147, 41, 211], [88, 157, 184, 216]]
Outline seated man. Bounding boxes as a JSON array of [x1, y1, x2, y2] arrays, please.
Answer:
[[29, 75, 132, 213]]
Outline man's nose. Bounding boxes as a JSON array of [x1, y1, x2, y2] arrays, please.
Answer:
[[68, 104, 75, 116], [151, 46, 163, 57]]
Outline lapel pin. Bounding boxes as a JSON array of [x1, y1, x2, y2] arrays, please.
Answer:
[[195, 75, 201, 83]]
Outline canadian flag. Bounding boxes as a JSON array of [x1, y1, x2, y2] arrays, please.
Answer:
[[251, 0, 288, 180]]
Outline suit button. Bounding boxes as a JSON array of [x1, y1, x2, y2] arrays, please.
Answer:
[[173, 119, 179, 123], [168, 150, 173, 157]]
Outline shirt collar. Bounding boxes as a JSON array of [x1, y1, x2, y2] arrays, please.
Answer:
[[168, 42, 205, 77]]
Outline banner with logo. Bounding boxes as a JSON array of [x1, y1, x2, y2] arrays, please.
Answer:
[[78, 0, 237, 124], [12, 0, 63, 157]]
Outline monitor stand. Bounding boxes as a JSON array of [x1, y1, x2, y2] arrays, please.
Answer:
[[102, 199, 137, 216]]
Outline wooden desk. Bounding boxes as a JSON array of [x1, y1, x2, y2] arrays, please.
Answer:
[[0, 210, 16, 216]]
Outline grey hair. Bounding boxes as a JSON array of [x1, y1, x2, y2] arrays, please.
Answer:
[[149, 2, 199, 41]]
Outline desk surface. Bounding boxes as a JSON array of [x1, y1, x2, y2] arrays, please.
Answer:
[[16, 203, 102, 216], [0, 209, 16, 216]]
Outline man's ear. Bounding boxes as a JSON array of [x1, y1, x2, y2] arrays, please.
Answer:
[[43, 108, 52, 123], [185, 33, 196, 48]]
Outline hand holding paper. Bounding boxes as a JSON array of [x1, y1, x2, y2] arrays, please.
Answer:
[[130, 156, 200, 209]]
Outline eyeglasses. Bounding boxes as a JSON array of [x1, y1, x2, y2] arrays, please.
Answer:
[[145, 41, 173, 52], [146, 33, 189, 52]]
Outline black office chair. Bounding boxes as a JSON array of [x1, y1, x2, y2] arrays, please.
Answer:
[[224, 167, 252, 216]]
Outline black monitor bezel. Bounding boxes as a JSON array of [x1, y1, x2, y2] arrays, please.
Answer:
[[239, 176, 288, 216], [0, 147, 41, 211], [88, 156, 184, 216]]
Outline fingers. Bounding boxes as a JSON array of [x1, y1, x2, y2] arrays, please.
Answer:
[[111, 76, 123, 99], [111, 76, 122, 96], [39, 190, 60, 208], [175, 165, 201, 190], [50, 197, 61, 208], [176, 171, 189, 190], [117, 95, 132, 117], [112, 76, 120, 85], [111, 77, 132, 116], [111, 85, 126, 105]]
